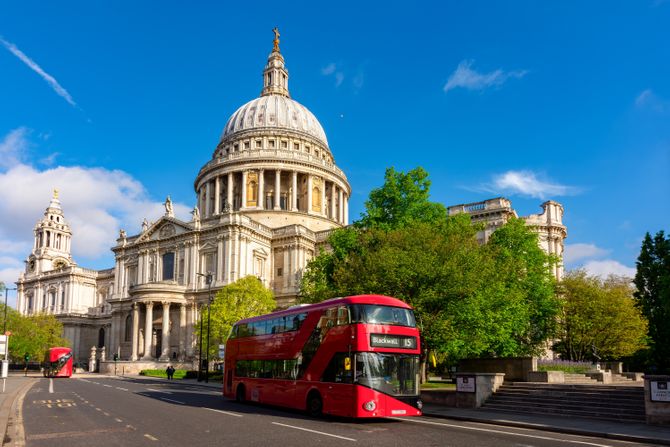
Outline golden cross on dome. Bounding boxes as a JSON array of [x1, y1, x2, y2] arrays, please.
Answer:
[[53, 188, 59, 199], [272, 27, 280, 52]]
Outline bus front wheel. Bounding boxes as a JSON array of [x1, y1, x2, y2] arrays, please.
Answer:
[[235, 384, 246, 403], [306, 391, 322, 417]]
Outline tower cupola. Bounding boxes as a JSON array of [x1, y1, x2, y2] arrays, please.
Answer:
[[27, 189, 74, 274]]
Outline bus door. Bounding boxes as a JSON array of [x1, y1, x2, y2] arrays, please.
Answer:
[[321, 353, 355, 416]]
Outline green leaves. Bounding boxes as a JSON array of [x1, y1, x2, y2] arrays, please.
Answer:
[[196, 276, 276, 359], [300, 166, 561, 361], [633, 231, 670, 372], [1, 305, 69, 361], [556, 270, 648, 361]]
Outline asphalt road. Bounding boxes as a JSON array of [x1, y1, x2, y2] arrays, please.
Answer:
[[20, 377, 654, 447]]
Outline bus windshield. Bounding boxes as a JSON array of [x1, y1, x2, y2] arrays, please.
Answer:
[[354, 353, 420, 396], [350, 305, 416, 327]]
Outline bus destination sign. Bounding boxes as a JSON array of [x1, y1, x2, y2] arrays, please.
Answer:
[[370, 334, 417, 349]]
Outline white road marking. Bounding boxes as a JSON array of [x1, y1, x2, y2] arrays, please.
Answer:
[[271, 422, 356, 442], [144, 434, 158, 441], [160, 397, 185, 405], [103, 412, 110, 416], [115, 387, 128, 391], [103, 384, 112, 388], [203, 408, 243, 417], [388, 417, 614, 447], [115, 418, 123, 423], [49, 379, 53, 394], [146, 388, 171, 393], [95, 407, 101, 411], [91, 382, 100, 385]]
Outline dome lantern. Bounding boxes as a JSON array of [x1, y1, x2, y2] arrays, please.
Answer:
[[261, 27, 290, 98]]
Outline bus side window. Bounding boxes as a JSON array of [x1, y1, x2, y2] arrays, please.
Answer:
[[336, 306, 350, 325]]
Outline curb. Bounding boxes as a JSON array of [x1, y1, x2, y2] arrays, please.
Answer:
[[1, 379, 36, 447], [421, 411, 670, 446]]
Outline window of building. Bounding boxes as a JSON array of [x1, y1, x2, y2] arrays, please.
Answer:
[[281, 140, 288, 149], [233, 144, 239, 151], [162, 252, 175, 281], [294, 142, 300, 150], [125, 314, 132, 341], [244, 141, 250, 149], [268, 140, 275, 148], [277, 267, 283, 277], [256, 140, 262, 148]]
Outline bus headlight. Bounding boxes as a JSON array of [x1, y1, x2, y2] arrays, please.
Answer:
[[416, 399, 423, 410], [363, 400, 376, 412]]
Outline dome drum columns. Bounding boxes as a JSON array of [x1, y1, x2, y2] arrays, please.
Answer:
[[196, 169, 349, 225]]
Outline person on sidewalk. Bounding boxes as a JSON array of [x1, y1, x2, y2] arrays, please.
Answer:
[[166, 365, 175, 380]]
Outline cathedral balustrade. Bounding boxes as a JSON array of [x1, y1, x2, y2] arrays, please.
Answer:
[[200, 149, 346, 179]]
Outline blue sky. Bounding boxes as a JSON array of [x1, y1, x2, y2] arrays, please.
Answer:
[[1, 1, 668, 306]]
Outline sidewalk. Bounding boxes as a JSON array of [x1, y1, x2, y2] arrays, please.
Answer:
[[121, 374, 670, 445], [421, 404, 670, 446], [0, 373, 39, 446]]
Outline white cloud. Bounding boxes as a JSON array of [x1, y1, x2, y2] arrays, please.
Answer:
[[480, 170, 579, 199], [563, 243, 609, 265], [444, 60, 527, 93], [582, 260, 636, 279], [0, 36, 77, 107], [321, 63, 336, 76], [0, 128, 190, 279], [0, 127, 29, 169], [635, 89, 666, 112]]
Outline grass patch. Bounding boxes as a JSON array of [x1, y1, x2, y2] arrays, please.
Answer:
[[139, 369, 189, 379], [537, 359, 594, 374], [421, 381, 456, 390]]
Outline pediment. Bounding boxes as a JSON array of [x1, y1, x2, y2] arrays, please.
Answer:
[[135, 217, 193, 243]]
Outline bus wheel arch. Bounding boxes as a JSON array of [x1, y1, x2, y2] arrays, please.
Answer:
[[306, 390, 323, 417], [235, 383, 246, 403]]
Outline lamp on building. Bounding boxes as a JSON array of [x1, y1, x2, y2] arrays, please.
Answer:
[[195, 272, 213, 382], [3, 286, 17, 333]]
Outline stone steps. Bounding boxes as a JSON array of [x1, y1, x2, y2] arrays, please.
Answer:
[[482, 383, 646, 423]]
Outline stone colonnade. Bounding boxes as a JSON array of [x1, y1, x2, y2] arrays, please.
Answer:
[[197, 169, 349, 224], [121, 301, 198, 362]]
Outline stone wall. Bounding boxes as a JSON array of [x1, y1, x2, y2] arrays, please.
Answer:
[[458, 357, 536, 382]]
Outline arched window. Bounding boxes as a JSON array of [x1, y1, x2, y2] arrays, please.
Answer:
[[125, 314, 132, 341]]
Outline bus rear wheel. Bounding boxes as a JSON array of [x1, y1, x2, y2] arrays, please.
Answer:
[[235, 384, 245, 403], [306, 392, 322, 417]]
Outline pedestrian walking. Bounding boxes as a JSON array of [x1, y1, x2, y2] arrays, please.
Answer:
[[166, 365, 175, 380]]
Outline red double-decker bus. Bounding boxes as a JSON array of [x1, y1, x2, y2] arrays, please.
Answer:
[[43, 347, 73, 378], [223, 295, 422, 418]]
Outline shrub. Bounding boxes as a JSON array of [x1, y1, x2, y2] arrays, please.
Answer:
[[537, 359, 594, 374]]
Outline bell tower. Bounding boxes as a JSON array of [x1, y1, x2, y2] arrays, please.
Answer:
[[26, 190, 74, 275]]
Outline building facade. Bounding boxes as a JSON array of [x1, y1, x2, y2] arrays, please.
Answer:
[[447, 197, 567, 280]]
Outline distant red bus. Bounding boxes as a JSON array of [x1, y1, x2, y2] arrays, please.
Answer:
[[223, 295, 422, 418], [43, 347, 73, 378]]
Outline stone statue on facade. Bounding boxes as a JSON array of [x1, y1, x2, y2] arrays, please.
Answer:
[[191, 206, 201, 229], [142, 218, 149, 232], [164, 195, 174, 217], [119, 229, 126, 239]]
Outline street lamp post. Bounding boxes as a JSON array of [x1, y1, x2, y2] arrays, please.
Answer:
[[195, 272, 213, 382], [3, 287, 17, 333]]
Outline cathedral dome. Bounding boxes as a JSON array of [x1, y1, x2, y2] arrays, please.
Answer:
[[221, 95, 328, 147]]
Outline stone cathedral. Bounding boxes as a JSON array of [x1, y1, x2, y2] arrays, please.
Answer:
[[15, 33, 566, 371]]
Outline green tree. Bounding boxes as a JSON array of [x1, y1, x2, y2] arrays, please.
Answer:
[[555, 270, 648, 361], [0, 304, 69, 362], [358, 167, 447, 229], [634, 231, 670, 372], [197, 276, 276, 359]]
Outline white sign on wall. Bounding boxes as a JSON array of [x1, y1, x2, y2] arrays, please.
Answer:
[[0, 335, 7, 356], [457, 376, 476, 393], [650, 381, 670, 402]]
